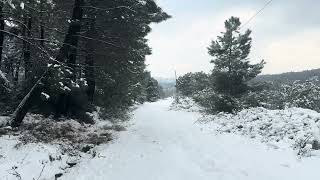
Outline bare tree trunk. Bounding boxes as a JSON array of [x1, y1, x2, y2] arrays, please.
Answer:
[[84, 20, 96, 103], [0, 3, 4, 67], [14, 64, 19, 84], [10, 70, 49, 127], [55, 0, 84, 115], [40, 25, 44, 47], [56, 0, 84, 67], [10, 0, 84, 127], [23, 15, 32, 79], [40, 0, 45, 47]]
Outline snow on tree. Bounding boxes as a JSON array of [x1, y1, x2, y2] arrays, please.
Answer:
[[207, 16, 265, 113]]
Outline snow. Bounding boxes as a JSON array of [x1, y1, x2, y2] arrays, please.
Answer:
[[60, 98, 320, 180], [41, 92, 50, 100], [170, 97, 203, 112], [0, 70, 9, 84], [62, 86, 71, 91], [1, 99, 320, 179], [197, 107, 320, 156], [138, 0, 147, 6], [0, 112, 117, 180], [20, 2, 25, 10], [0, 116, 9, 127], [0, 137, 70, 180]]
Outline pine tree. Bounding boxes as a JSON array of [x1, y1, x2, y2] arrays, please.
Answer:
[[207, 17, 265, 112], [0, 0, 170, 125]]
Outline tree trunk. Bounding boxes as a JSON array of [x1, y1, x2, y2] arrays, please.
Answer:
[[23, 15, 32, 79], [40, 25, 44, 47], [0, 3, 5, 66], [40, 0, 45, 47], [55, 0, 84, 115], [56, 0, 84, 68], [10, 0, 84, 127], [85, 22, 96, 103], [10, 70, 49, 127]]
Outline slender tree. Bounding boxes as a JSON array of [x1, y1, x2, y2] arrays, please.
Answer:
[[208, 16, 265, 97], [207, 16, 265, 112]]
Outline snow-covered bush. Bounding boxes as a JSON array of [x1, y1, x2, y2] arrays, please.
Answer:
[[240, 88, 285, 110], [199, 107, 320, 156], [193, 88, 251, 114], [176, 72, 209, 97], [193, 88, 215, 110], [242, 79, 320, 112], [170, 97, 202, 112], [35, 65, 92, 122], [283, 80, 320, 111]]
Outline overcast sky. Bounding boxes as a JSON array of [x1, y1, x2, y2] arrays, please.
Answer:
[[145, 0, 320, 78]]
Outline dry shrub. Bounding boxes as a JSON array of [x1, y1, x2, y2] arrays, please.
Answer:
[[18, 115, 113, 148], [102, 124, 126, 132]]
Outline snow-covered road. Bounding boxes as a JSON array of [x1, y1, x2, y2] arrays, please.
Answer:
[[62, 99, 320, 180]]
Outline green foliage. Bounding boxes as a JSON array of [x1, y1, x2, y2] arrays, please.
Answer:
[[239, 78, 320, 112], [91, 0, 170, 115], [37, 65, 90, 120], [0, 0, 170, 121], [176, 72, 209, 97], [207, 16, 264, 112], [143, 71, 163, 102]]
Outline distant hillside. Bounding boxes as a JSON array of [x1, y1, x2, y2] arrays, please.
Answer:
[[254, 68, 320, 84]]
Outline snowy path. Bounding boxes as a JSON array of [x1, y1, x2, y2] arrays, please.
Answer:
[[62, 99, 320, 180]]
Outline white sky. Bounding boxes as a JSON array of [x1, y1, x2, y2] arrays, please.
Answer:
[[146, 0, 320, 78]]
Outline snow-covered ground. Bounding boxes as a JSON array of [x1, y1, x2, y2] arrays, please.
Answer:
[[61, 98, 320, 180], [2, 98, 320, 179], [198, 107, 320, 157], [0, 113, 117, 180], [0, 137, 76, 180]]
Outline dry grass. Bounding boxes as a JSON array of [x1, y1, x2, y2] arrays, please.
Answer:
[[0, 113, 128, 155], [9, 114, 115, 153]]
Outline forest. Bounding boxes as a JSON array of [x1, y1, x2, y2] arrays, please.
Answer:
[[0, 0, 168, 126]]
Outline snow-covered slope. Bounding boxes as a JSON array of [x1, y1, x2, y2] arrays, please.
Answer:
[[0, 113, 116, 180], [61, 98, 320, 180], [0, 137, 72, 180], [198, 107, 320, 156]]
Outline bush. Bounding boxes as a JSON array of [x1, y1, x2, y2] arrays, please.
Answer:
[[176, 72, 209, 97], [28, 65, 93, 123], [193, 88, 240, 113], [192, 78, 320, 114], [241, 79, 320, 112]]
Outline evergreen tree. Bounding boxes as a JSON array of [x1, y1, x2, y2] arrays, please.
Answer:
[[4, 0, 170, 125], [176, 72, 209, 97], [143, 71, 162, 102], [207, 17, 265, 112]]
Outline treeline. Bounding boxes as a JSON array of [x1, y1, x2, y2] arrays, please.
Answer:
[[254, 68, 320, 85], [177, 72, 320, 113], [0, 0, 168, 126], [176, 17, 320, 113]]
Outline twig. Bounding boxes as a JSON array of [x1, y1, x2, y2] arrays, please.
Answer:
[[35, 161, 47, 180]]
